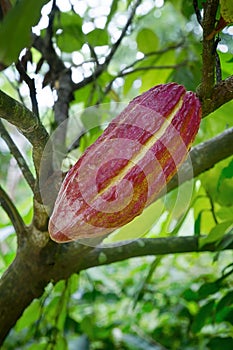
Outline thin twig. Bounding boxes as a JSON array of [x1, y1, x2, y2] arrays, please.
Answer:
[[193, 0, 202, 26], [0, 119, 35, 192], [103, 61, 188, 98], [0, 185, 26, 236], [206, 190, 218, 225], [215, 51, 222, 83], [105, 0, 142, 65], [123, 41, 184, 71], [198, 0, 219, 100], [15, 61, 39, 117], [94, 41, 185, 103], [71, 0, 142, 91], [132, 256, 162, 309]]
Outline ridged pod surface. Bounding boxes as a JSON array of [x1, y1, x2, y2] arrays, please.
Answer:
[[49, 83, 201, 242]]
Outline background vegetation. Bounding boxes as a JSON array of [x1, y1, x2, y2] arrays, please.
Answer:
[[0, 0, 233, 349]]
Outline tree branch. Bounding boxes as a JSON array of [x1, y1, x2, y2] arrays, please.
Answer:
[[0, 185, 26, 238], [201, 76, 233, 117], [0, 90, 49, 177], [104, 0, 142, 66], [71, 0, 142, 91], [198, 0, 219, 100], [80, 235, 233, 270], [0, 119, 35, 192], [102, 61, 188, 100]]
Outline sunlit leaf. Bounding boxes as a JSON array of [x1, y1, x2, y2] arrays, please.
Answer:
[[137, 28, 159, 53], [15, 299, 41, 331], [199, 221, 233, 248]]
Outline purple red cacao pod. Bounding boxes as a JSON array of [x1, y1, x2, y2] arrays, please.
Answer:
[[48, 83, 201, 242]]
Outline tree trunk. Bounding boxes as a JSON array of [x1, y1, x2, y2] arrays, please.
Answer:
[[0, 252, 47, 344]]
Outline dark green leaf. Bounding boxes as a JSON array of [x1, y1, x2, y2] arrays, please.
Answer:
[[86, 28, 109, 47], [216, 290, 233, 314], [194, 211, 202, 235], [219, 159, 233, 185], [181, 0, 194, 19], [218, 159, 233, 189], [191, 300, 215, 333], [0, 0, 50, 65], [183, 288, 199, 301], [198, 282, 220, 299], [207, 337, 233, 350]]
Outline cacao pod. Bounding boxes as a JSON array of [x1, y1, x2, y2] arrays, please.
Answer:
[[48, 83, 201, 243]]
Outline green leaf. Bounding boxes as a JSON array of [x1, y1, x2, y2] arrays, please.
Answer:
[[104, 199, 165, 243], [171, 62, 202, 92], [15, 299, 41, 331], [166, 0, 182, 11], [220, 0, 233, 23], [199, 221, 233, 248], [194, 211, 202, 235], [136, 28, 159, 54], [0, 0, 50, 66], [80, 314, 95, 339], [207, 337, 233, 350], [198, 282, 220, 299], [183, 288, 199, 301], [217, 159, 233, 206], [139, 49, 175, 89], [181, 0, 194, 19], [217, 206, 233, 221], [215, 292, 233, 324], [55, 12, 84, 52], [57, 31, 83, 52], [216, 290, 233, 314], [27, 344, 47, 350], [191, 300, 215, 333], [217, 233, 233, 251], [86, 28, 109, 47]]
